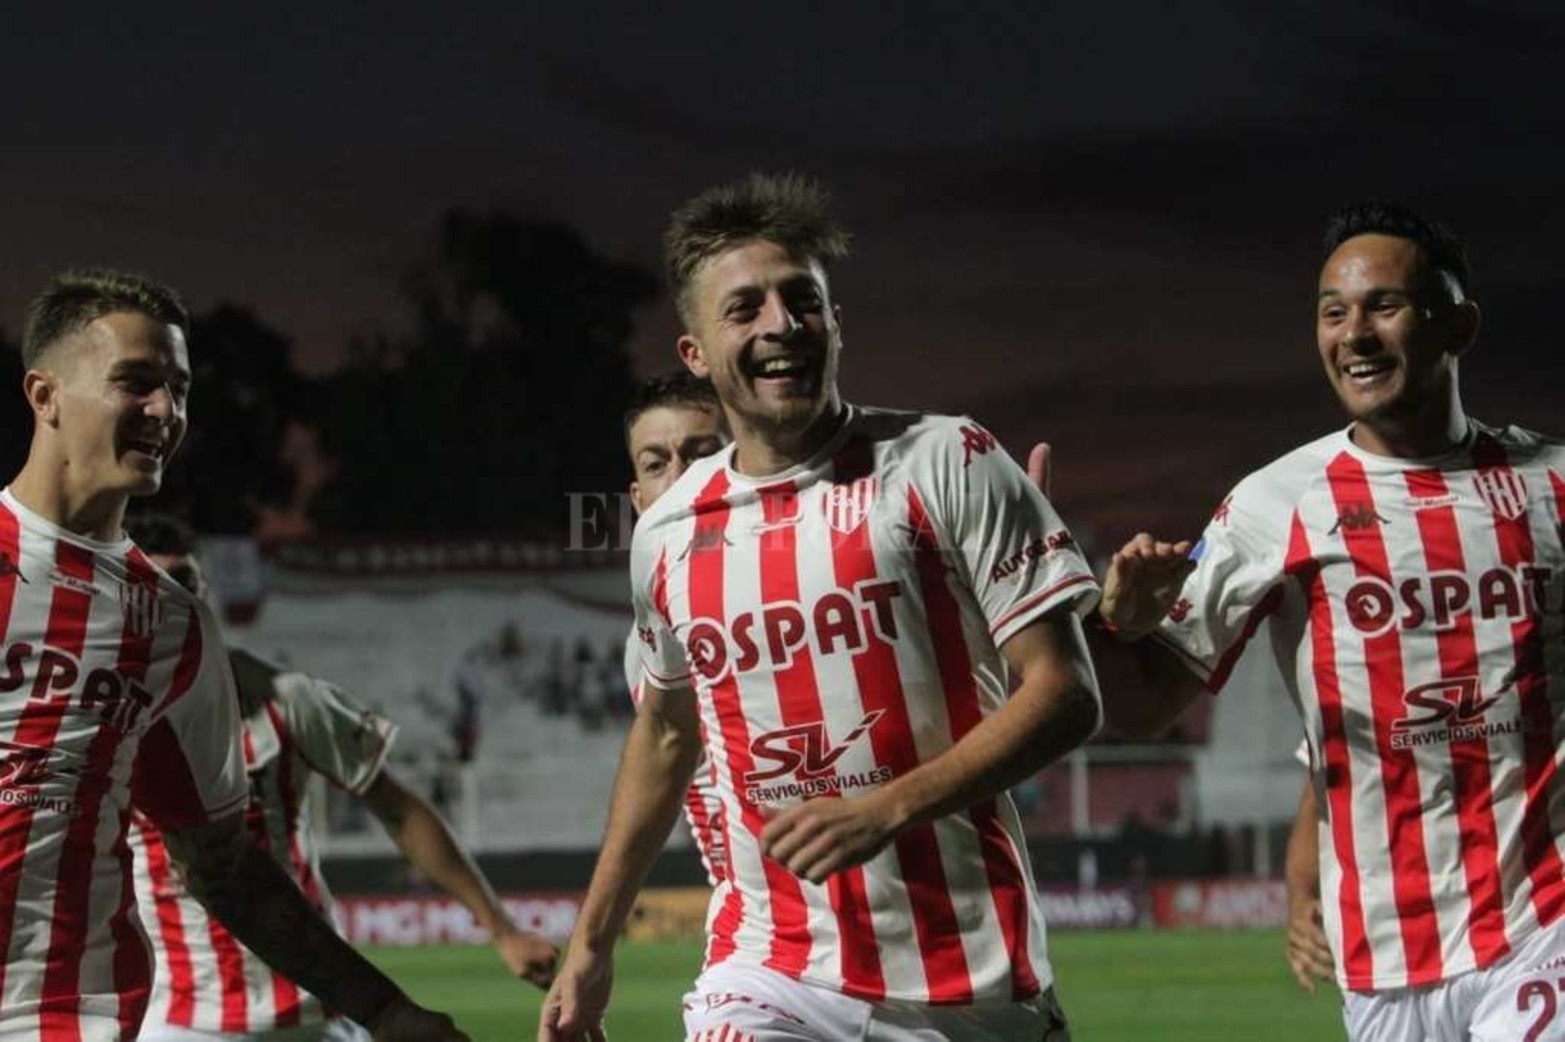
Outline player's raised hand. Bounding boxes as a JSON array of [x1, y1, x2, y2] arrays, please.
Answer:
[[1099, 533, 1196, 635], [1026, 442, 1051, 497], [494, 926, 559, 989], [1285, 896, 1335, 993], [537, 946, 611, 1042], [759, 792, 897, 884], [366, 997, 469, 1042]]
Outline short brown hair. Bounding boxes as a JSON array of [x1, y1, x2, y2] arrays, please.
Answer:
[[623, 370, 721, 451], [663, 173, 850, 322], [21, 268, 190, 368]]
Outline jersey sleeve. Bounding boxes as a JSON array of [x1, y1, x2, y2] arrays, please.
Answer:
[[630, 518, 691, 690], [1152, 475, 1290, 691], [274, 673, 399, 795], [131, 600, 248, 832], [922, 418, 1101, 647]]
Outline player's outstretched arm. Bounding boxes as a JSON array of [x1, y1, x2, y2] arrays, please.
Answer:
[[164, 813, 467, 1041], [538, 681, 702, 1042], [1285, 780, 1334, 992], [1085, 533, 1207, 736], [362, 768, 559, 988], [761, 607, 1100, 884]]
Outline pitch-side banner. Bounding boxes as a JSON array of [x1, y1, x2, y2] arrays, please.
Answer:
[[1150, 879, 1287, 929]]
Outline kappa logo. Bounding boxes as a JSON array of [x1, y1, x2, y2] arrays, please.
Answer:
[[1167, 597, 1193, 623], [821, 476, 877, 535], [958, 424, 998, 467], [1211, 496, 1233, 526], [1474, 467, 1528, 521], [1329, 502, 1388, 535]]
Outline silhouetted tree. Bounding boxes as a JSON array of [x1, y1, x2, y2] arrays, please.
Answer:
[[159, 305, 303, 533], [310, 210, 656, 535], [0, 336, 28, 479]]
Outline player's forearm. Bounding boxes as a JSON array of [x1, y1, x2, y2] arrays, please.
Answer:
[[1086, 621, 1204, 737], [1285, 783, 1321, 903], [878, 668, 1099, 834], [385, 796, 515, 935], [190, 841, 407, 1027], [571, 705, 700, 953]]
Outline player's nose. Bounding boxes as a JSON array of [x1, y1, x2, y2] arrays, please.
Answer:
[[757, 293, 803, 339]]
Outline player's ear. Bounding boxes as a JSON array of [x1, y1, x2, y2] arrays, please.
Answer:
[[629, 481, 645, 516], [23, 369, 61, 426], [832, 303, 843, 330], [1448, 300, 1480, 358], [677, 334, 710, 378]]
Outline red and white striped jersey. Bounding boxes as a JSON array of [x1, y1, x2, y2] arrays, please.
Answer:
[[631, 406, 1100, 1005], [0, 490, 247, 1040], [129, 669, 396, 1034], [1156, 422, 1565, 992], [624, 633, 728, 885]]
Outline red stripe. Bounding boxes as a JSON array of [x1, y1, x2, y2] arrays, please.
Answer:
[[830, 440, 968, 1000], [1287, 511, 1374, 984], [267, 701, 325, 911], [1207, 585, 1284, 693], [1405, 468, 1509, 966], [244, 717, 304, 1027], [140, 818, 199, 1025], [129, 619, 229, 832], [685, 473, 765, 968], [683, 773, 724, 884], [29, 541, 98, 1042], [909, 487, 1025, 1001], [1325, 453, 1442, 982], [741, 484, 812, 979], [209, 914, 250, 1031], [0, 506, 30, 1003], [104, 553, 162, 1034], [1475, 439, 1565, 933], [755, 480, 871, 990]]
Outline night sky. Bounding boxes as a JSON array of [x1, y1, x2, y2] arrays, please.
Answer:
[[3, 4, 1561, 542]]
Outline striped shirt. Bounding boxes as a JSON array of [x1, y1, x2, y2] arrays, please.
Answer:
[[632, 406, 1100, 1004], [129, 669, 396, 1034], [0, 490, 246, 1041], [624, 634, 728, 885], [1156, 422, 1565, 991]]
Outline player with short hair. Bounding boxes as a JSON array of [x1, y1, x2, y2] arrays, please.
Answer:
[[623, 371, 729, 883], [540, 174, 1098, 1041], [121, 513, 558, 1041], [0, 269, 462, 1041], [1090, 203, 1565, 1041]]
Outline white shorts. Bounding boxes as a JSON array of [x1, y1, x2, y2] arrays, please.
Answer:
[[136, 1018, 369, 1042], [1345, 917, 1565, 1041], [681, 962, 1070, 1041]]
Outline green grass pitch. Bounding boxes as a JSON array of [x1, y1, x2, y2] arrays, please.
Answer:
[[368, 930, 1345, 1040]]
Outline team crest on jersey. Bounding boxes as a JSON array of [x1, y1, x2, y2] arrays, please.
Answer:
[[119, 577, 161, 639], [1473, 468, 1528, 521], [821, 476, 878, 535]]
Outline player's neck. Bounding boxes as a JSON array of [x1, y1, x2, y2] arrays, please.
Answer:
[[729, 399, 848, 478], [1349, 393, 1470, 461], [8, 452, 128, 542]]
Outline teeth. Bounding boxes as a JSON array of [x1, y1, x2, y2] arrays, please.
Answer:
[[1345, 362, 1390, 377], [757, 358, 803, 375]]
